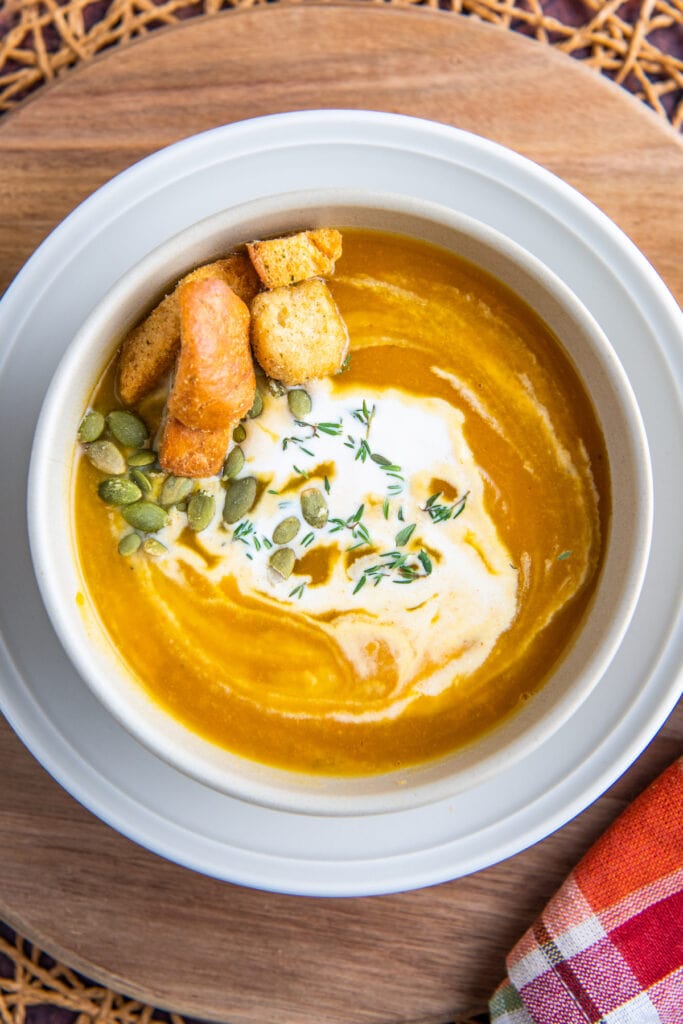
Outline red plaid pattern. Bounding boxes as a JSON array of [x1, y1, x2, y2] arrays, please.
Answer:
[[490, 757, 683, 1023]]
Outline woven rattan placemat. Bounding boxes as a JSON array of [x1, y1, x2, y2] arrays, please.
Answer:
[[0, 0, 682, 128], [0, 2, 681, 1022]]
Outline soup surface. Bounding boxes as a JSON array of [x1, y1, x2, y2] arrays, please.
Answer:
[[74, 229, 609, 775]]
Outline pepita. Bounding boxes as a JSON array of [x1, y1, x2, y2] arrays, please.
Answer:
[[272, 516, 300, 545], [118, 532, 142, 557], [287, 389, 312, 419], [127, 449, 157, 468], [247, 389, 263, 419], [107, 410, 149, 448], [222, 446, 245, 480], [160, 475, 194, 507], [300, 488, 328, 529], [187, 491, 215, 532], [142, 537, 167, 557], [223, 476, 257, 524], [78, 410, 105, 443], [269, 547, 295, 580], [130, 469, 152, 495], [85, 440, 126, 475], [232, 424, 247, 443], [121, 501, 167, 533], [98, 478, 143, 505]]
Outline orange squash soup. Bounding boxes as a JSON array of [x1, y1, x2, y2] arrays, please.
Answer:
[[74, 228, 609, 775]]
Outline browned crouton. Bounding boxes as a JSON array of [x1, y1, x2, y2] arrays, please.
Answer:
[[117, 292, 180, 407], [184, 253, 261, 306], [117, 253, 260, 406], [247, 229, 342, 289], [250, 278, 349, 385], [159, 415, 231, 478], [168, 274, 254, 432]]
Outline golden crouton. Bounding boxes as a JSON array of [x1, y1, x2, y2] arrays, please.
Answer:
[[117, 253, 260, 406], [250, 278, 349, 385], [168, 274, 254, 432], [159, 415, 231, 478], [117, 291, 180, 407], [247, 229, 342, 289], [184, 254, 261, 306]]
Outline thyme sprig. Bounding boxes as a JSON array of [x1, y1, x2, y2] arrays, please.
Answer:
[[352, 547, 433, 593], [352, 400, 376, 437], [422, 490, 469, 524]]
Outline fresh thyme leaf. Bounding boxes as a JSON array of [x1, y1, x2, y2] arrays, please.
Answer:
[[262, 537, 273, 550], [425, 492, 441, 509], [355, 438, 371, 462], [267, 488, 280, 495], [387, 484, 403, 496], [395, 523, 416, 547], [301, 532, 315, 548], [253, 536, 262, 551], [353, 574, 367, 595], [288, 582, 306, 599], [371, 453, 392, 467], [397, 507, 405, 522], [418, 550, 433, 575], [293, 465, 309, 478], [340, 352, 351, 372], [324, 475, 331, 494], [383, 498, 390, 520], [317, 422, 343, 436], [557, 550, 572, 560]]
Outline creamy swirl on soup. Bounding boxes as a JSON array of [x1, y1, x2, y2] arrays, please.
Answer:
[[74, 229, 608, 775]]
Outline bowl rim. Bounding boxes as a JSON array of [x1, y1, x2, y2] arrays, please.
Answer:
[[27, 185, 654, 816]]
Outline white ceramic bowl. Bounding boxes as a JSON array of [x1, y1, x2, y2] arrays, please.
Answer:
[[27, 184, 652, 816]]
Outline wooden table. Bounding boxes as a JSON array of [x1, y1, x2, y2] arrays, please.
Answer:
[[1, 6, 682, 1021]]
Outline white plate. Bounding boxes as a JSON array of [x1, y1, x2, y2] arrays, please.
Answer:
[[1, 111, 681, 897]]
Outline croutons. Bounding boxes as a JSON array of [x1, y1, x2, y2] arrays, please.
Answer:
[[184, 254, 261, 306], [117, 253, 260, 406], [247, 229, 342, 289], [168, 274, 255, 431], [117, 292, 180, 407], [159, 415, 230, 478], [250, 278, 349, 385]]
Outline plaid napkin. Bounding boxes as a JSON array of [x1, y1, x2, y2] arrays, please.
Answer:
[[489, 756, 683, 1024]]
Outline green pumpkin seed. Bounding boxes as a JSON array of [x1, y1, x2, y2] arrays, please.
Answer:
[[176, 501, 188, 512], [232, 424, 247, 443], [287, 389, 312, 419], [127, 449, 156, 468], [300, 488, 328, 529], [98, 478, 143, 505], [78, 410, 105, 443], [266, 378, 286, 397], [272, 516, 300, 545], [269, 547, 295, 580], [130, 469, 152, 495], [223, 476, 257, 524], [159, 475, 194, 507], [118, 532, 142, 557], [187, 491, 215, 532], [107, 410, 149, 448], [247, 389, 263, 419], [222, 446, 245, 480], [142, 537, 167, 557], [121, 501, 167, 533], [85, 440, 126, 475]]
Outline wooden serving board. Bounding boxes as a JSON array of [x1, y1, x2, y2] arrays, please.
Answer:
[[1, 6, 682, 1022]]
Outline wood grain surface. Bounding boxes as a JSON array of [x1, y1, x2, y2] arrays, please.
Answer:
[[1, 5, 682, 1022]]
